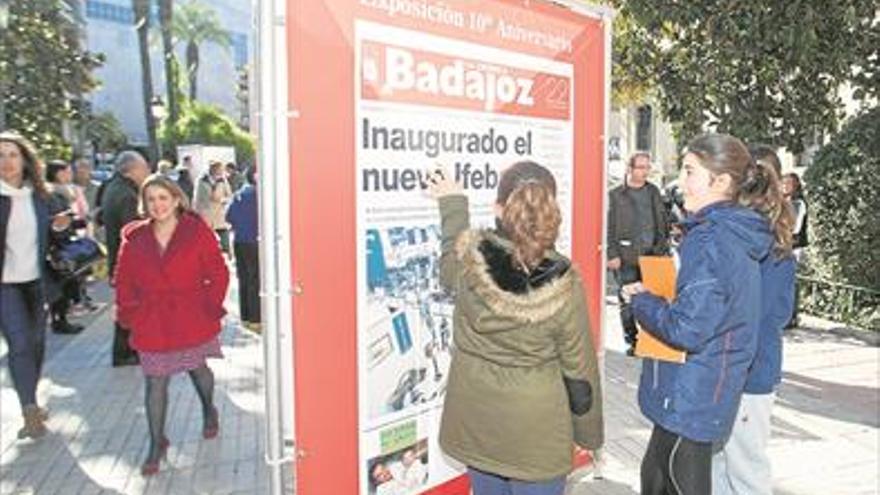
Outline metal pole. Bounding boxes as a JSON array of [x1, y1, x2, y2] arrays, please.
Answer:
[[155, 130, 163, 161], [256, 0, 293, 493]]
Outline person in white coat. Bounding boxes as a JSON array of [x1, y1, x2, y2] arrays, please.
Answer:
[[193, 161, 232, 255]]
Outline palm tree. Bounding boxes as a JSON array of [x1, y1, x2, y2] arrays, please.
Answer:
[[132, 0, 158, 162], [171, 2, 231, 101], [158, 0, 178, 126]]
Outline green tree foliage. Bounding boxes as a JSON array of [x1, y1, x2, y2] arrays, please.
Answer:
[[608, 4, 655, 107], [160, 100, 255, 164], [171, 2, 231, 101], [85, 112, 128, 155], [805, 106, 880, 291], [613, 0, 878, 152], [849, 14, 880, 103], [0, 0, 103, 158]]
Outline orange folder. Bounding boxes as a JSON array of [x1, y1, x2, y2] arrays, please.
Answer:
[[634, 256, 686, 363]]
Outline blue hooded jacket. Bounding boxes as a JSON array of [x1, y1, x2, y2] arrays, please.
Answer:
[[631, 201, 773, 442], [225, 184, 258, 244], [745, 254, 796, 394]]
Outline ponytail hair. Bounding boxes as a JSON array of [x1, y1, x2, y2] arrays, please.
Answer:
[[687, 134, 793, 258], [740, 152, 794, 258], [497, 161, 562, 271]]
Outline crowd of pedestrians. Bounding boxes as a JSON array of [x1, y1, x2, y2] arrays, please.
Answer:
[[418, 134, 801, 495], [2, 127, 808, 493], [0, 130, 260, 476]]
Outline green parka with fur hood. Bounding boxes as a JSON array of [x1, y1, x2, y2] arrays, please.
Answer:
[[437, 195, 604, 481]]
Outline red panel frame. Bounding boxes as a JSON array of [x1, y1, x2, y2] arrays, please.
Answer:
[[288, 2, 607, 493]]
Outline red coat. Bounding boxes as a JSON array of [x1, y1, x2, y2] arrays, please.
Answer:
[[115, 211, 229, 352]]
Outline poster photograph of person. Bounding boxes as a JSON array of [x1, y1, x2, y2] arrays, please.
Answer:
[[367, 434, 430, 495]]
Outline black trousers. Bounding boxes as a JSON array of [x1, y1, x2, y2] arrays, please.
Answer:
[[234, 242, 261, 323], [216, 229, 231, 256], [614, 264, 642, 346], [641, 424, 712, 495], [49, 277, 81, 324], [789, 277, 801, 326]]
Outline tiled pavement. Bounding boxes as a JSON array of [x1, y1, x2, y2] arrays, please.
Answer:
[[569, 304, 880, 495], [1, 285, 878, 494], [0, 282, 267, 494]]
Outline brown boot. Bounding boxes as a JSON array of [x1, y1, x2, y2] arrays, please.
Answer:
[[17, 405, 47, 439]]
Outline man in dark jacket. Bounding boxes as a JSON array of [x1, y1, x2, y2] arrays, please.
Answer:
[[101, 150, 150, 366], [607, 152, 669, 355]]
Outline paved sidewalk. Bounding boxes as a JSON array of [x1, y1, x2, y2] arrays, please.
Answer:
[[2, 286, 878, 494], [568, 301, 880, 495], [0, 282, 267, 495]]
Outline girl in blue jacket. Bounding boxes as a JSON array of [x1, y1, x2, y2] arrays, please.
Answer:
[[622, 133, 790, 495], [712, 145, 795, 495]]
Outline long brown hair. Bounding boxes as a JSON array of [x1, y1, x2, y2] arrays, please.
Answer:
[[497, 161, 562, 271], [686, 134, 792, 257], [0, 130, 49, 198], [744, 147, 794, 257]]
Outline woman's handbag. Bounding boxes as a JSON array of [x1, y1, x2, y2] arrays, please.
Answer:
[[48, 236, 106, 278]]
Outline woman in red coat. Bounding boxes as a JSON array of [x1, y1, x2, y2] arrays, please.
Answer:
[[114, 174, 229, 476]]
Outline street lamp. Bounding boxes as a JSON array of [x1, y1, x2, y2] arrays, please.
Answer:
[[150, 95, 166, 160]]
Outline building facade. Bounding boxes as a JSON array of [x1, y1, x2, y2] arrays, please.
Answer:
[[608, 103, 679, 188], [81, 0, 253, 145]]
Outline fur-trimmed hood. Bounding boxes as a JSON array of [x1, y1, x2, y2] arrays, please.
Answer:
[[437, 195, 604, 477], [455, 229, 575, 329]]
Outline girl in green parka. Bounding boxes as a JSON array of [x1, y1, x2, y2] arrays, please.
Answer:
[[427, 161, 604, 495]]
